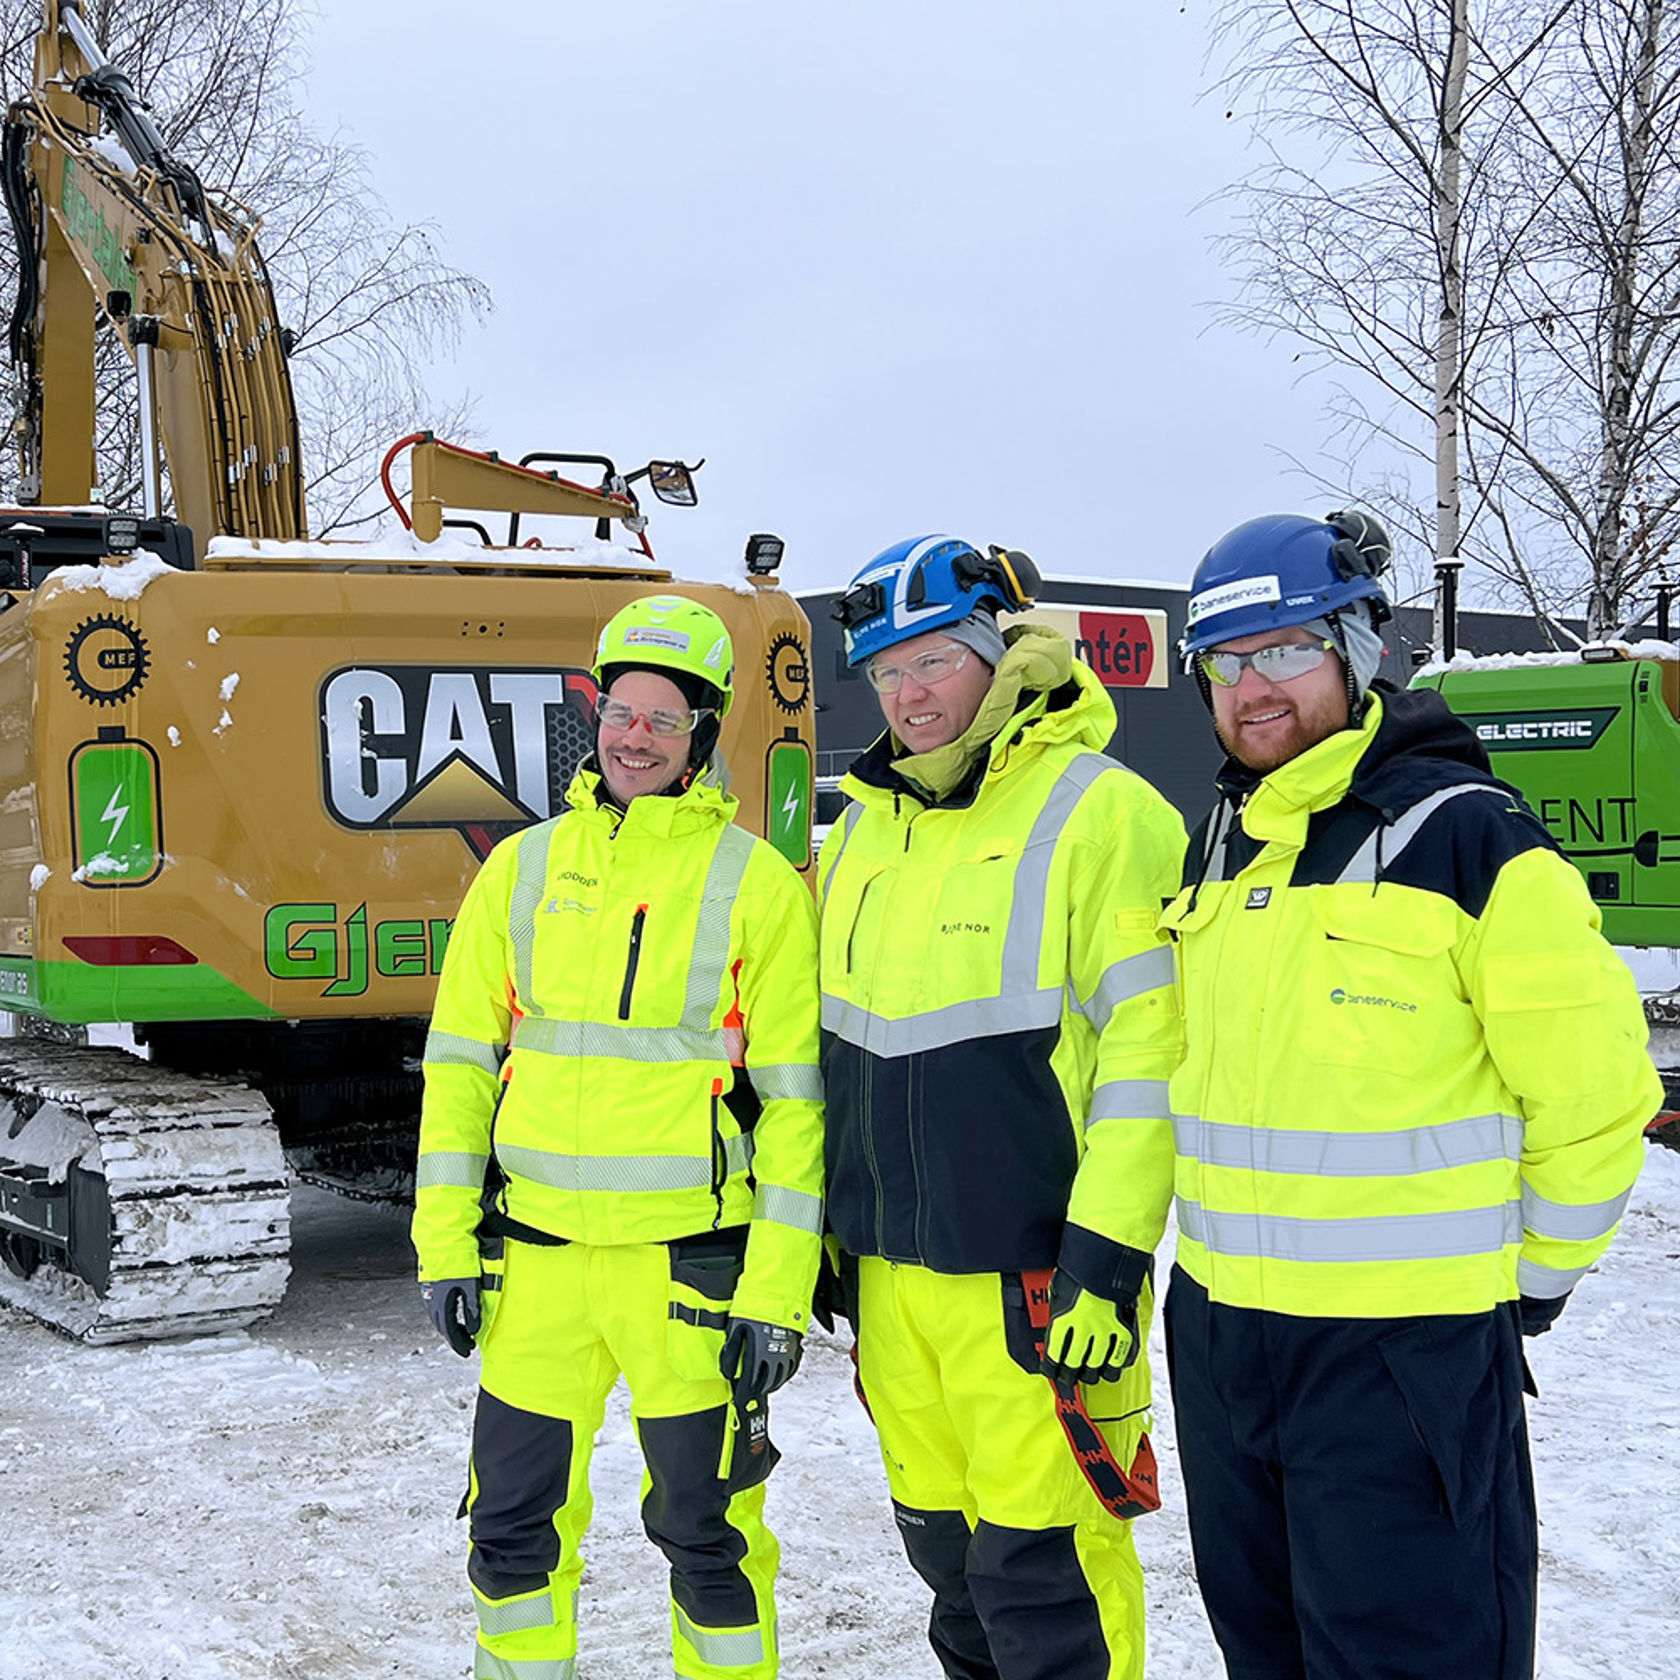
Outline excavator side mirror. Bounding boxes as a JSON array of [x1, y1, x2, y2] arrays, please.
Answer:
[[646, 460, 699, 508]]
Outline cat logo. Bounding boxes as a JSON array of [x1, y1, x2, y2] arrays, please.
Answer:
[[319, 664, 597, 858]]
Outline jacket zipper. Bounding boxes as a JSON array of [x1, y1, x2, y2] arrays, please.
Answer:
[[618, 904, 648, 1020], [709, 1077, 726, 1228]]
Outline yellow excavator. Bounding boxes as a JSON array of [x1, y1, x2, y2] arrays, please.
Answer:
[[0, 1, 816, 1341]]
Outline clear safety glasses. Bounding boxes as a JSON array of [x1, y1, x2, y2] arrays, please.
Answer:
[[1198, 639, 1335, 689], [595, 697, 714, 737], [864, 643, 973, 695]]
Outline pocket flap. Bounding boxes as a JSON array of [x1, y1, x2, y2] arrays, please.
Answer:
[[1310, 887, 1457, 957]]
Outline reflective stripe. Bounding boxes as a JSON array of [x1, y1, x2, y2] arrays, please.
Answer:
[[684, 826, 755, 1029], [822, 985, 1064, 1057], [1173, 1112, 1522, 1177], [673, 1604, 766, 1669], [755, 1182, 823, 1233], [509, 823, 553, 1018], [1076, 946, 1175, 1026], [498, 1133, 753, 1194], [1088, 1079, 1172, 1128], [1522, 1183, 1631, 1244], [1516, 1253, 1594, 1298], [1177, 1195, 1522, 1262], [474, 1651, 575, 1680], [1337, 784, 1510, 885], [513, 1016, 726, 1063], [747, 1062, 823, 1103], [1000, 752, 1117, 995], [416, 1150, 489, 1191], [820, 801, 863, 900], [423, 1030, 503, 1073], [476, 1591, 556, 1637]]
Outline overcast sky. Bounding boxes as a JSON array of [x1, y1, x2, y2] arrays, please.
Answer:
[[302, 2, 1357, 594]]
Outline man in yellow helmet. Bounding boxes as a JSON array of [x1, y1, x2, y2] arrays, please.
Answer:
[[819, 536, 1187, 1680], [413, 593, 824, 1680]]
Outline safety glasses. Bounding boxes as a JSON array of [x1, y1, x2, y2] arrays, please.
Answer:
[[595, 697, 714, 737], [864, 643, 973, 695], [1198, 639, 1335, 688]]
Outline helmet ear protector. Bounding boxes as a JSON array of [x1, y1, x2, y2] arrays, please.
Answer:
[[953, 544, 1041, 612], [1324, 508, 1394, 599]]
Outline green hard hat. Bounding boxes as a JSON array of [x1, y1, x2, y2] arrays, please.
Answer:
[[593, 594, 735, 718]]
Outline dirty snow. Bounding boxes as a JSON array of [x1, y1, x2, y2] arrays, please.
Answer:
[[2, 1152, 1677, 1679]]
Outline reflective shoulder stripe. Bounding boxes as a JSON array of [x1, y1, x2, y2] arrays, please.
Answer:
[[1088, 1079, 1172, 1129], [1074, 946, 1175, 1027], [415, 1150, 488, 1190], [509, 821, 557, 1016], [821, 986, 1064, 1057], [1337, 783, 1511, 885], [754, 1182, 823, 1234], [1516, 1253, 1594, 1299], [1173, 1112, 1522, 1177], [820, 800, 864, 901], [1522, 1182, 1632, 1244], [1176, 1195, 1522, 1261], [683, 825, 756, 1030], [1001, 752, 1118, 996], [423, 1030, 502, 1073], [513, 1016, 726, 1063], [748, 1062, 824, 1103]]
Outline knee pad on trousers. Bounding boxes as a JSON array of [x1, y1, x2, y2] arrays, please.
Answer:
[[638, 1407, 758, 1630], [467, 1392, 574, 1599]]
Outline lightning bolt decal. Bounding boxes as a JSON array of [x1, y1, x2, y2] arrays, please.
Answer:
[[101, 785, 130, 848], [781, 781, 800, 828]]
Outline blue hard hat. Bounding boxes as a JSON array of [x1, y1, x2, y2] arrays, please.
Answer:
[[1180, 510, 1393, 664], [834, 534, 1040, 666]]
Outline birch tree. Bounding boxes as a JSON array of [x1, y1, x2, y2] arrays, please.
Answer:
[[1213, 0, 1680, 637], [0, 0, 490, 531]]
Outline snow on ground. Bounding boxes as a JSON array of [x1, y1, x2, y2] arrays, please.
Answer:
[[3, 1152, 1678, 1679]]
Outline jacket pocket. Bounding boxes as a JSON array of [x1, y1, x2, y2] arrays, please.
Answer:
[[665, 1228, 748, 1384], [1302, 887, 1461, 1072]]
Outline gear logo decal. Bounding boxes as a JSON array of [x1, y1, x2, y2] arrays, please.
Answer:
[[65, 614, 150, 705], [766, 632, 809, 715]]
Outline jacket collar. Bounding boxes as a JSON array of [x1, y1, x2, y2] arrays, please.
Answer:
[[565, 757, 739, 837]]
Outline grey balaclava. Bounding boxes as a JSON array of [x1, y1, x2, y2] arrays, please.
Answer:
[[1304, 601, 1386, 701], [937, 609, 1007, 668]]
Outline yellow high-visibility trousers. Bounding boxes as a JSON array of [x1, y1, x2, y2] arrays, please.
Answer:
[[466, 1235, 780, 1680], [856, 1258, 1149, 1680]]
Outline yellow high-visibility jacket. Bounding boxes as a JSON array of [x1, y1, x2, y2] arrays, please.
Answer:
[[1161, 686, 1660, 1319], [412, 762, 824, 1332], [817, 660, 1186, 1277]]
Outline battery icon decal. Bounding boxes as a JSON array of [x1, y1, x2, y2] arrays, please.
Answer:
[[766, 733, 812, 869], [69, 728, 163, 887]]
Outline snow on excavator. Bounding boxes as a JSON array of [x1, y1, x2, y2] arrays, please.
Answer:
[[0, 1, 817, 1340]]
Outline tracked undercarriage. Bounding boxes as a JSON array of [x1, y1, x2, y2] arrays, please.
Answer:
[[0, 1042, 289, 1342]]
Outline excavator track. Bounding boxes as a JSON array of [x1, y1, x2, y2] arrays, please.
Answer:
[[0, 1042, 289, 1342]]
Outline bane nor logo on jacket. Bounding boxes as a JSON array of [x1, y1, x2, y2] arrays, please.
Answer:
[[940, 921, 993, 936]]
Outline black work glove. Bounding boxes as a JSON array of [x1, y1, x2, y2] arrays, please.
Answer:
[[1518, 1293, 1568, 1338], [421, 1277, 481, 1357], [810, 1243, 855, 1334], [720, 1317, 803, 1402]]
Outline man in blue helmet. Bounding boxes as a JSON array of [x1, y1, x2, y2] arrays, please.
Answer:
[[1163, 511, 1658, 1679], [817, 535, 1188, 1680]]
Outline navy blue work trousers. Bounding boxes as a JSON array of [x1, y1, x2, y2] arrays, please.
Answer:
[[1165, 1266, 1538, 1680]]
